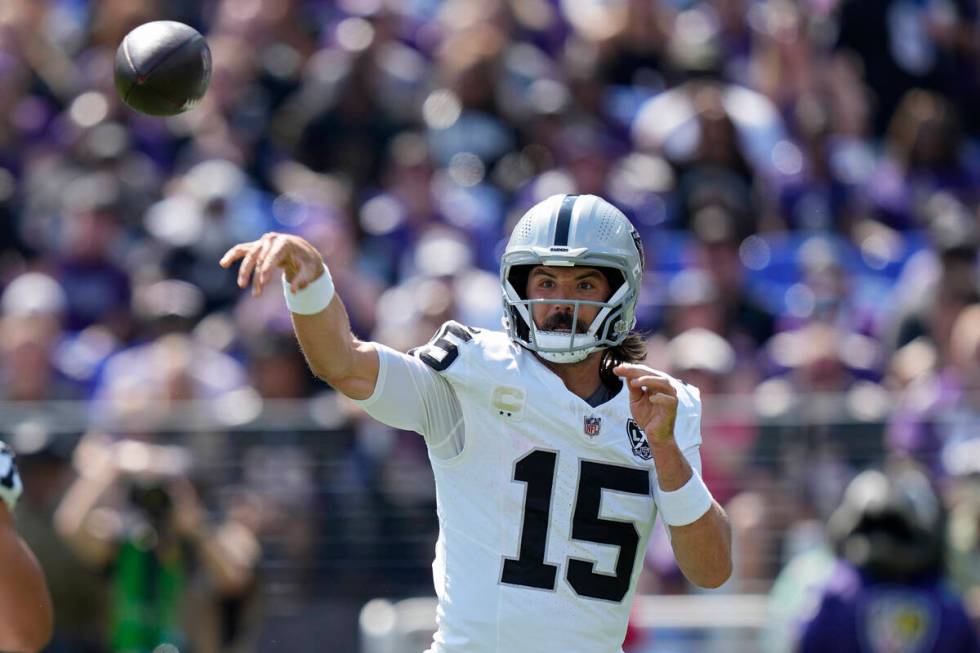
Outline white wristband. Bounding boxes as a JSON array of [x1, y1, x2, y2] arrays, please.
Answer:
[[282, 264, 334, 314], [656, 468, 713, 527]]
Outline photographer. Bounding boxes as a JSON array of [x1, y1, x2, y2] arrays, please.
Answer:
[[55, 436, 261, 653]]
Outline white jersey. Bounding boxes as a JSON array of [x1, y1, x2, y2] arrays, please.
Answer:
[[354, 322, 704, 653]]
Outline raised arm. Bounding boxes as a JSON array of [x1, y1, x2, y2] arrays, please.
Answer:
[[219, 232, 379, 400]]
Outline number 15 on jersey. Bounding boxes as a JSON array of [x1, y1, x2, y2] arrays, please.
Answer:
[[501, 449, 650, 603]]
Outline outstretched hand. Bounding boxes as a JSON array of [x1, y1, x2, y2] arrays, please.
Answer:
[[613, 363, 678, 447], [219, 232, 325, 296]]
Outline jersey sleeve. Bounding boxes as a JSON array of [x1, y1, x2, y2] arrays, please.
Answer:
[[350, 343, 465, 459]]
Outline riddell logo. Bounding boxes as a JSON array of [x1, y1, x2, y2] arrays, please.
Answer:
[[550, 247, 568, 252]]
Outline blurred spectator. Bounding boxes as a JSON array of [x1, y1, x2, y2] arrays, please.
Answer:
[[887, 303, 980, 478], [371, 226, 502, 350], [90, 330, 252, 440], [833, 0, 980, 136], [731, 321, 887, 587], [886, 196, 979, 356], [294, 47, 402, 189], [149, 159, 273, 313], [632, 78, 788, 230], [793, 465, 979, 652], [867, 91, 979, 229], [55, 438, 260, 653], [0, 272, 82, 402], [49, 174, 133, 338], [688, 213, 776, 350]]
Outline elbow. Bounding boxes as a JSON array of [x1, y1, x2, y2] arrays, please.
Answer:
[[696, 507, 733, 589], [679, 507, 734, 589], [307, 362, 350, 392], [684, 535, 733, 589], [306, 359, 333, 384], [316, 368, 375, 401], [322, 373, 371, 400], [693, 557, 733, 589]]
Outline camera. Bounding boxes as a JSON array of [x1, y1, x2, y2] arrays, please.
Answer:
[[127, 481, 174, 524]]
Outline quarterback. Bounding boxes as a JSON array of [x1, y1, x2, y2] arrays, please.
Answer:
[[221, 194, 732, 652]]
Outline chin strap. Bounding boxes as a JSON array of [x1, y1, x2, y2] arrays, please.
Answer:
[[533, 331, 599, 364]]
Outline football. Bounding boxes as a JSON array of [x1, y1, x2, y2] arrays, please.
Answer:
[[114, 21, 211, 117]]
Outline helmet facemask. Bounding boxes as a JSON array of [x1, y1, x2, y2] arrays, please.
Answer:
[[502, 265, 634, 364]]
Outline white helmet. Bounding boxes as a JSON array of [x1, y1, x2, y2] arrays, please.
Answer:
[[500, 194, 645, 363]]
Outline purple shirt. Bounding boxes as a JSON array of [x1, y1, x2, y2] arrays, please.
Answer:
[[798, 561, 980, 653]]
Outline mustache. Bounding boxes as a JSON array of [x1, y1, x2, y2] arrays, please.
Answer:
[[542, 312, 588, 333]]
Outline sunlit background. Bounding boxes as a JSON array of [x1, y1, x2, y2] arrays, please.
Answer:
[[1, 0, 979, 651]]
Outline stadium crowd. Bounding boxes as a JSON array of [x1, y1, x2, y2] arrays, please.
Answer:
[[0, 0, 978, 650]]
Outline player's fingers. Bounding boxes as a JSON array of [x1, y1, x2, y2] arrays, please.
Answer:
[[219, 243, 252, 268], [237, 247, 260, 288], [248, 237, 276, 296], [613, 363, 665, 380], [648, 392, 678, 408], [612, 362, 638, 376], [255, 237, 287, 293], [614, 364, 646, 399], [629, 375, 674, 395], [614, 366, 673, 400], [239, 237, 272, 290]]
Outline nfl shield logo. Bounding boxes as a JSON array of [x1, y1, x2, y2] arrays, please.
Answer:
[[583, 415, 602, 438]]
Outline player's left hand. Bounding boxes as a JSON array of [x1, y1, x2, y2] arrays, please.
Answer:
[[613, 364, 678, 446]]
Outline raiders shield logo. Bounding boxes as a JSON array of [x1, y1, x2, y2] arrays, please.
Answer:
[[583, 415, 601, 438], [626, 419, 652, 460]]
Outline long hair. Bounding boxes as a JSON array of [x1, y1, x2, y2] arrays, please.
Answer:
[[599, 332, 647, 388]]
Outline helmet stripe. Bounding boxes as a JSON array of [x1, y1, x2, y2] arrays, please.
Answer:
[[553, 194, 578, 247]]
